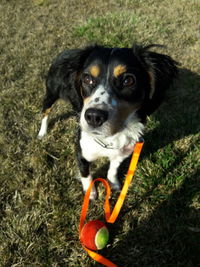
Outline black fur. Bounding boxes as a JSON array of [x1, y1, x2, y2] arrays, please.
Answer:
[[76, 129, 90, 177], [42, 46, 96, 113], [134, 44, 179, 117]]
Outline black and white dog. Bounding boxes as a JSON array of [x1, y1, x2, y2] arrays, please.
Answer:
[[38, 44, 178, 199]]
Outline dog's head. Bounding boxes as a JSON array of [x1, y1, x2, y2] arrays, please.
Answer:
[[53, 44, 178, 137]]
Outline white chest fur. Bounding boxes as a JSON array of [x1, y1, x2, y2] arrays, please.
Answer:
[[80, 131, 135, 162], [80, 112, 144, 162], [79, 116, 144, 192], [80, 130, 136, 191]]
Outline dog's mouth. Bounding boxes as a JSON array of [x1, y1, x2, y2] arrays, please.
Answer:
[[80, 102, 112, 134], [80, 107, 145, 150], [80, 107, 123, 137], [80, 94, 142, 137], [80, 119, 113, 137], [80, 105, 141, 137]]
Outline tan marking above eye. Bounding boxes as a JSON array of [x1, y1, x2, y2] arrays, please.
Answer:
[[89, 65, 100, 77], [113, 65, 127, 77]]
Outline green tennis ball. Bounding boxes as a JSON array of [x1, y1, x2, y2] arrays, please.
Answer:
[[80, 220, 109, 250]]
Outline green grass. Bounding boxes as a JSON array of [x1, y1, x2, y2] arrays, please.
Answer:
[[74, 12, 138, 47], [0, 0, 200, 266]]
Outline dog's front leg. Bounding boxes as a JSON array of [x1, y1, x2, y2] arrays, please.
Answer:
[[107, 158, 124, 191], [77, 152, 97, 200]]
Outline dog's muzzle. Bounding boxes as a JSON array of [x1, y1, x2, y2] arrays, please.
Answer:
[[84, 108, 108, 128]]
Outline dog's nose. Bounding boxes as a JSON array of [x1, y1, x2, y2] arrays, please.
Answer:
[[85, 108, 108, 128]]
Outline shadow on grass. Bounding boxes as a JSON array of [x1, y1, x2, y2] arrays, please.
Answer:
[[92, 68, 200, 266], [142, 68, 200, 157], [107, 170, 200, 267]]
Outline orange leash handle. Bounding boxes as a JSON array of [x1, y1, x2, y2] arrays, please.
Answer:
[[79, 142, 144, 267]]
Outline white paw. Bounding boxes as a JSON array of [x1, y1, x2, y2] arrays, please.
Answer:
[[88, 187, 97, 200], [37, 116, 48, 139], [37, 132, 46, 140], [81, 175, 97, 200]]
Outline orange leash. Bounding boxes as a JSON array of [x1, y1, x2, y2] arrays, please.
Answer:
[[79, 142, 144, 267]]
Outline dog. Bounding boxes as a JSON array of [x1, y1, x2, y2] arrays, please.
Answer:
[[38, 44, 178, 199]]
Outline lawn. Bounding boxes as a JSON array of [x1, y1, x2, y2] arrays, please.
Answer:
[[0, 0, 199, 266]]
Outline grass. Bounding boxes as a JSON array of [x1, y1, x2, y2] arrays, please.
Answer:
[[0, 0, 199, 266]]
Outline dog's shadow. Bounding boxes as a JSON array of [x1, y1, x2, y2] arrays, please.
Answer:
[[94, 68, 200, 266], [104, 169, 200, 267], [143, 68, 200, 156]]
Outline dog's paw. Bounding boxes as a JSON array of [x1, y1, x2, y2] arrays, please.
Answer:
[[87, 186, 97, 200], [37, 132, 46, 140], [37, 117, 48, 139], [109, 180, 121, 191], [81, 175, 97, 200]]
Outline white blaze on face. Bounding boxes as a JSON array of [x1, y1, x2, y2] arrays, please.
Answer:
[[86, 85, 110, 108], [80, 85, 117, 133], [80, 83, 142, 138]]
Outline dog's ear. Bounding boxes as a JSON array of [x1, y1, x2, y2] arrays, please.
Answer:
[[46, 46, 97, 112], [133, 44, 179, 115]]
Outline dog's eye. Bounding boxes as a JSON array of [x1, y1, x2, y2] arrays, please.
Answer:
[[83, 74, 94, 85], [123, 75, 136, 87]]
